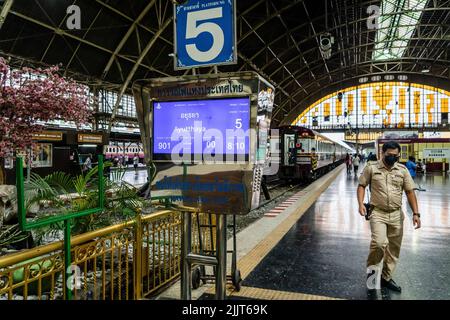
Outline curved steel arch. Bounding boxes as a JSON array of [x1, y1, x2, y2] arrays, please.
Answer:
[[238, 0, 380, 73], [238, 2, 450, 93], [275, 43, 450, 91], [264, 22, 449, 80], [4, 0, 450, 131], [274, 63, 450, 123], [101, 0, 157, 80], [108, 17, 172, 131], [237, 0, 307, 45], [282, 59, 450, 106], [9, 9, 170, 77]]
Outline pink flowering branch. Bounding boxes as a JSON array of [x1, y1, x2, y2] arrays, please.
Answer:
[[0, 58, 92, 157]]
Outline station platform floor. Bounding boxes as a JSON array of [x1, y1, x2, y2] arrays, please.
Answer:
[[158, 163, 450, 301], [110, 168, 148, 187], [232, 164, 450, 300]]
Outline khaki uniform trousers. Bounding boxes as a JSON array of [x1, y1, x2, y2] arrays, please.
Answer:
[[367, 208, 404, 281]]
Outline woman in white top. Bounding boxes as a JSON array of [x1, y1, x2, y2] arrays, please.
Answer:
[[133, 154, 139, 174]]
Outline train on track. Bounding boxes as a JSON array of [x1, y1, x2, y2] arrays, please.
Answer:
[[274, 126, 354, 181], [103, 143, 145, 163]]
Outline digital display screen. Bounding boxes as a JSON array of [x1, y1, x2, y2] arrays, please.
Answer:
[[152, 97, 250, 160]]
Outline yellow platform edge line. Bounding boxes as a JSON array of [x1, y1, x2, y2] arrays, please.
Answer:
[[230, 286, 342, 300]]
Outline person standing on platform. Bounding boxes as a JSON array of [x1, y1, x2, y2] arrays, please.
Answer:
[[83, 154, 92, 173], [357, 141, 421, 293], [367, 152, 377, 162], [406, 156, 417, 179], [358, 153, 363, 163], [345, 153, 352, 174], [352, 154, 360, 175], [133, 153, 139, 175], [416, 159, 424, 174]]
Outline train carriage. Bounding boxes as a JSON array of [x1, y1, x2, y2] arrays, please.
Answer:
[[276, 126, 353, 181], [104, 143, 145, 164]]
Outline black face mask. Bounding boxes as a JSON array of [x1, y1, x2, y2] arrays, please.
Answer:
[[384, 155, 398, 166]]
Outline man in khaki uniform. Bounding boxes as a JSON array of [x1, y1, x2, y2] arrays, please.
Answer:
[[357, 141, 421, 293]]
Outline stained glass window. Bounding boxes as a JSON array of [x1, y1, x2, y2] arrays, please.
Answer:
[[293, 82, 450, 130]]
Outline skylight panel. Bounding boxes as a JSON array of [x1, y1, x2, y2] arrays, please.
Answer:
[[372, 0, 428, 61]]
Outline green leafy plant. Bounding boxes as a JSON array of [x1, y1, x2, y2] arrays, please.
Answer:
[[108, 181, 143, 217], [22, 161, 144, 245], [0, 225, 31, 248], [24, 172, 72, 211]]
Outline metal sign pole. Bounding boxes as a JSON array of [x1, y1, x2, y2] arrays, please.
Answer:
[[181, 211, 192, 300], [63, 220, 73, 300], [215, 214, 227, 300]]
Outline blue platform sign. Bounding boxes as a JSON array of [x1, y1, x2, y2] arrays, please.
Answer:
[[174, 0, 237, 70]]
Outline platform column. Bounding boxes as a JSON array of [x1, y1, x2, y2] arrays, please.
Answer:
[[215, 214, 227, 300]]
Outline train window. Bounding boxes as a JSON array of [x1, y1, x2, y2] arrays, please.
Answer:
[[297, 138, 311, 153]]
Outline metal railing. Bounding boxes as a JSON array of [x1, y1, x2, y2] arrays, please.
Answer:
[[0, 209, 215, 300]]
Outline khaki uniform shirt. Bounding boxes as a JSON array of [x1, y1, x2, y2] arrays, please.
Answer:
[[358, 160, 415, 212]]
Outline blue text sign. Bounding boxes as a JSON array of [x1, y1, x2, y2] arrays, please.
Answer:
[[174, 0, 237, 69]]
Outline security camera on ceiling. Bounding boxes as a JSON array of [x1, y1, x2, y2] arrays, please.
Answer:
[[319, 33, 334, 60]]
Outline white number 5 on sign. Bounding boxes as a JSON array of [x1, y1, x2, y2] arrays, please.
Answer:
[[185, 8, 225, 62]]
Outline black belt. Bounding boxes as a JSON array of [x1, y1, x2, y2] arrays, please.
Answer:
[[372, 206, 400, 213]]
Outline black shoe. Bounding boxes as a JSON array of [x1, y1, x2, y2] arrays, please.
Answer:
[[381, 278, 402, 292], [367, 288, 379, 300]]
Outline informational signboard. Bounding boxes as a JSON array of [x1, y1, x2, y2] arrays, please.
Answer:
[[423, 148, 450, 159], [152, 97, 250, 160], [174, 0, 237, 69], [32, 131, 63, 141], [383, 131, 418, 139], [78, 133, 103, 144], [31, 143, 52, 168], [132, 72, 275, 214]]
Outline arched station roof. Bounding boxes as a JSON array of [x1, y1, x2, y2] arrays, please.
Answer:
[[1, 0, 449, 126]]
